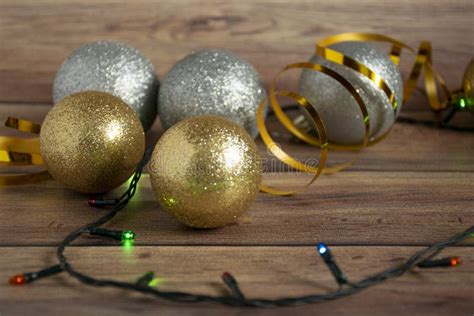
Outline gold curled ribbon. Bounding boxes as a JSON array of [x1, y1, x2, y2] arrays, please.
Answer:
[[257, 89, 328, 196], [257, 61, 373, 195], [452, 59, 474, 111], [5, 117, 41, 134], [0, 118, 47, 185], [0, 151, 43, 165], [258, 32, 454, 195], [463, 58, 474, 100], [316, 33, 451, 112]]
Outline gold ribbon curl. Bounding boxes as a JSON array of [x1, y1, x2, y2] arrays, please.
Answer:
[[258, 32, 455, 195], [4, 117, 41, 134], [0, 118, 49, 185]]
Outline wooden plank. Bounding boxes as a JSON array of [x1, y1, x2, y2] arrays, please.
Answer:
[[1, 246, 472, 315], [0, 172, 472, 246], [0, 0, 472, 104]]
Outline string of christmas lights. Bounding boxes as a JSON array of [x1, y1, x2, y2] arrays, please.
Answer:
[[9, 148, 473, 307]]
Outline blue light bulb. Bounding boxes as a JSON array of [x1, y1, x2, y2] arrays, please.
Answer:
[[317, 242, 327, 255]]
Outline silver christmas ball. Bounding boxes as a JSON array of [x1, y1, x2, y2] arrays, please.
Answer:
[[53, 41, 159, 131], [299, 42, 403, 145], [158, 49, 267, 138]]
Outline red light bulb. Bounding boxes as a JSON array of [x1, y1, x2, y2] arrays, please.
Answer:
[[9, 274, 26, 285], [450, 257, 461, 267]]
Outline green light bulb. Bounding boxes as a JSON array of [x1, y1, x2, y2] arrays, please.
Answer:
[[121, 230, 136, 242], [148, 277, 161, 287], [454, 95, 473, 111]]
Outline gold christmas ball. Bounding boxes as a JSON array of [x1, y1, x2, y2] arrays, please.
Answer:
[[149, 115, 262, 228], [40, 91, 145, 193]]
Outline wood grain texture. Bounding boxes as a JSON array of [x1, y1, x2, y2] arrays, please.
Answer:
[[1, 246, 473, 315], [0, 172, 472, 246], [0, 0, 472, 105]]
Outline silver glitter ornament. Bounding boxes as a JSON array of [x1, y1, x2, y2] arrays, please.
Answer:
[[53, 41, 159, 131], [158, 49, 267, 138], [299, 42, 403, 145]]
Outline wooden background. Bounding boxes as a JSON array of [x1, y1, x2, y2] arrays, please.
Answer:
[[0, 0, 473, 315]]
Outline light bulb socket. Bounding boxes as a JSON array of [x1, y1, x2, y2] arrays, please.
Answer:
[[136, 271, 155, 287], [417, 257, 461, 268], [88, 199, 118, 207]]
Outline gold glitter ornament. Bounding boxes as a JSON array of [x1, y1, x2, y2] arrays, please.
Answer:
[[149, 115, 262, 228], [40, 91, 145, 194]]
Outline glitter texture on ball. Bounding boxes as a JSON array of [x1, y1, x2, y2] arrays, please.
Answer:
[[299, 42, 403, 145], [158, 49, 267, 138], [149, 115, 262, 228], [53, 41, 159, 131], [40, 91, 145, 194]]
